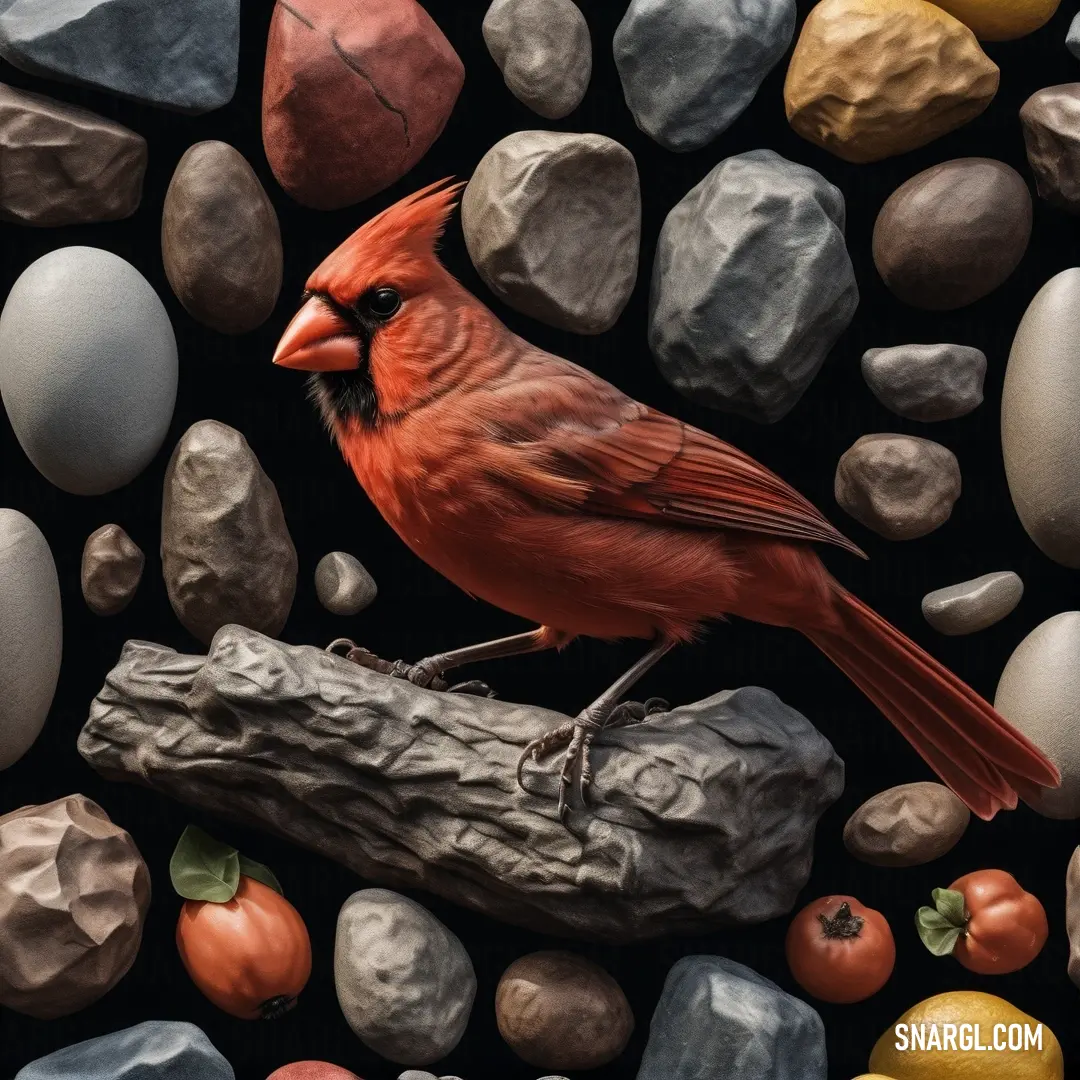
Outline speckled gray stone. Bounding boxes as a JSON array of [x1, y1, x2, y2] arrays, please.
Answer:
[[0, 247, 177, 496], [81, 525, 144, 617], [335, 889, 476, 1066], [0, 510, 61, 771], [461, 130, 640, 334], [483, 0, 591, 119], [1020, 85, 1080, 214], [921, 572, 1023, 635], [862, 344, 986, 421], [636, 956, 826, 1080], [0, 0, 239, 113], [1068, 14, 1080, 59], [315, 552, 377, 616], [835, 434, 961, 540], [614, 0, 796, 152], [649, 150, 857, 423]]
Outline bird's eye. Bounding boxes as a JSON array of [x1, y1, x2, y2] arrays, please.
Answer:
[[366, 288, 401, 319]]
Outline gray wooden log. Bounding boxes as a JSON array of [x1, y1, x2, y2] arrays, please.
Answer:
[[78, 626, 843, 941]]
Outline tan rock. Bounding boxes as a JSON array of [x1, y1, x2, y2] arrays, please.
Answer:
[[784, 0, 999, 164]]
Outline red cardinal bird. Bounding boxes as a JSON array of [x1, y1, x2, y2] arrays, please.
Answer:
[[273, 179, 1058, 821]]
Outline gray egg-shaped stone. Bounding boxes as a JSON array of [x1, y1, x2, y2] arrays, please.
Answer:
[[1002, 268, 1080, 567], [0, 247, 177, 496], [0, 509, 61, 770], [334, 889, 476, 1066], [81, 525, 144, 617], [862, 344, 986, 422], [315, 552, 377, 616], [921, 571, 1023, 636], [995, 611, 1080, 819]]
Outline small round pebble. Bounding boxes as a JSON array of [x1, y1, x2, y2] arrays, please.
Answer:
[[861, 344, 986, 422], [495, 951, 634, 1070], [921, 571, 1023, 636], [315, 552, 377, 616], [81, 525, 144, 617]]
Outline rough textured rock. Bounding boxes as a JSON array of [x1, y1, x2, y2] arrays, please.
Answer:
[[0, 795, 150, 1019], [14, 1022, 234, 1080], [862, 344, 986, 421], [637, 956, 826, 1080], [921, 571, 1023, 635], [461, 131, 640, 334], [79, 626, 844, 940], [1068, 848, 1080, 988], [835, 434, 961, 540], [0, 84, 145, 226], [785, 0, 999, 164], [1002, 268, 1080, 567], [1021, 85, 1080, 214], [267, 1065, 361, 1080], [262, 0, 464, 210], [315, 551, 377, 616], [496, 951, 633, 1070], [0, 247, 177, 495], [82, 524, 144, 617], [483, 0, 591, 119], [994, 611, 1080, 819], [614, 0, 795, 152], [335, 889, 476, 1066], [932, 0, 1060, 40], [162, 141, 282, 334], [0, 0, 239, 113], [873, 159, 1031, 311], [0, 509, 61, 770], [161, 421, 297, 645], [843, 782, 970, 867], [649, 150, 857, 423]]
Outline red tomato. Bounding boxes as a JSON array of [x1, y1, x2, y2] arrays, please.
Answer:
[[949, 869, 1047, 975]]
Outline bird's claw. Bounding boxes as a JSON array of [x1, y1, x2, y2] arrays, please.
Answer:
[[327, 640, 497, 696]]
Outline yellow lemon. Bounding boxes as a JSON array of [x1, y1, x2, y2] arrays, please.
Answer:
[[930, 0, 1061, 40], [869, 991, 1062, 1080]]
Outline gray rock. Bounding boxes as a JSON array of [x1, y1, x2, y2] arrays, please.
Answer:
[[79, 627, 844, 941], [649, 150, 858, 423], [1020, 85, 1080, 214], [483, 0, 591, 119], [862, 344, 986, 422], [1068, 14, 1080, 59], [461, 130, 641, 334], [1067, 847, 1080, 988], [397, 1074, 438, 1080], [636, 956, 826, 1080], [921, 571, 1023, 636], [835, 434, 961, 540], [994, 611, 1080, 819], [315, 552, 377, 616], [0, 83, 145, 227], [14, 1021, 234, 1080], [0, 247, 177, 495], [0, 0, 239, 113], [335, 889, 476, 1066], [161, 421, 297, 645], [614, 0, 796, 152], [0, 509, 61, 770], [82, 524, 144, 617]]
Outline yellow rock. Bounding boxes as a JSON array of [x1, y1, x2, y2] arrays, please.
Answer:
[[930, 0, 1061, 41], [869, 991, 1063, 1080], [784, 0, 999, 163], [853, 1075, 896, 1079]]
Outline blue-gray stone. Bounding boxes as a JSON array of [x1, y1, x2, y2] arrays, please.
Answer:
[[614, 0, 796, 152], [15, 1021, 235, 1080], [637, 957, 826, 1080], [1068, 12, 1080, 59], [0, 0, 239, 113]]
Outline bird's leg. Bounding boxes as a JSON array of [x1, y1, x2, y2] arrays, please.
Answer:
[[518, 637, 677, 820]]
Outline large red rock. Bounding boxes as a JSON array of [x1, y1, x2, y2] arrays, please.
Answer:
[[262, 0, 463, 210], [266, 1064, 361, 1080]]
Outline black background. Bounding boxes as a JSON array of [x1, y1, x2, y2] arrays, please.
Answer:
[[2, 1, 1080, 1078]]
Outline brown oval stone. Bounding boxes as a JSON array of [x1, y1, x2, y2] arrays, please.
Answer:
[[784, 0, 998, 164], [81, 524, 144, 616], [872, 158, 1031, 310], [495, 951, 633, 1070], [162, 141, 282, 334], [1021, 84, 1080, 214]]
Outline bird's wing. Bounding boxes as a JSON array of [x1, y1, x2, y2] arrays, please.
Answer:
[[483, 359, 865, 557]]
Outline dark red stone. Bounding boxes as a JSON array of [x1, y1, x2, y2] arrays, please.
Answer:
[[262, 0, 464, 210]]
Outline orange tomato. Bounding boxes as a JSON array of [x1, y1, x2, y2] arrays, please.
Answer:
[[949, 870, 1047, 975], [177, 875, 312, 1019], [785, 895, 895, 1004]]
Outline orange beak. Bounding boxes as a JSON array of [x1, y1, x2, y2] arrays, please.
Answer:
[[272, 296, 361, 372]]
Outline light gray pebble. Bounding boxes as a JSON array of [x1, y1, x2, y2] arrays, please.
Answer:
[[1068, 13, 1080, 59], [315, 552, 377, 616], [921, 571, 1023, 635], [862, 344, 986, 421]]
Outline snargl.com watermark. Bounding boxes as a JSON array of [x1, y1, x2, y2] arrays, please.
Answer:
[[894, 1023, 1044, 1053]]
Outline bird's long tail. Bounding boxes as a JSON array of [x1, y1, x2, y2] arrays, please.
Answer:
[[802, 586, 1060, 821]]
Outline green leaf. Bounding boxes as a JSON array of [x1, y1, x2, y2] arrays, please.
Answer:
[[933, 887, 969, 928], [238, 854, 283, 895], [916, 905, 962, 956], [170, 826, 240, 903]]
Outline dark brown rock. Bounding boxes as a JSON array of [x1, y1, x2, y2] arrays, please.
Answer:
[[872, 158, 1032, 310], [262, 0, 464, 210], [0, 83, 145, 227], [161, 421, 297, 645], [81, 524, 144, 617], [495, 951, 633, 1069], [162, 141, 282, 334], [1020, 84, 1080, 214], [0, 795, 150, 1019]]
